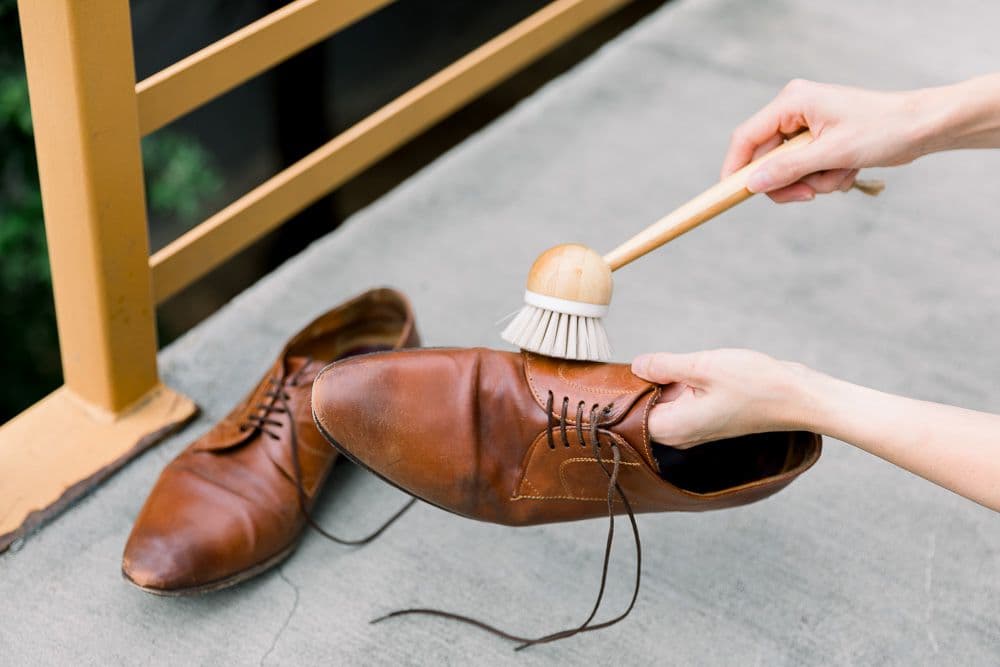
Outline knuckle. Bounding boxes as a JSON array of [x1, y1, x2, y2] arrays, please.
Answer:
[[813, 177, 838, 193], [687, 352, 713, 379], [785, 361, 809, 375], [729, 124, 750, 146], [769, 160, 802, 185], [782, 78, 809, 96]]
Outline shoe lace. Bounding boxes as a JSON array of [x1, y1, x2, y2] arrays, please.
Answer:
[[239, 356, 415, 546], [372, 390, 642, 650]]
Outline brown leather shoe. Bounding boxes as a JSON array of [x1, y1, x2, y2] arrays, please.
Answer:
[[122, 288, 419, 595], [312, 347, 820, 647], [312, 348, 820, 526]]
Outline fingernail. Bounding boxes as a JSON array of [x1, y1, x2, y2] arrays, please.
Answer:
[[792, 191, 815, 202], [746, 168, 772, 193]]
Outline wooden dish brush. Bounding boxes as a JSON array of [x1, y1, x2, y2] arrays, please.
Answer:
[[501, 131, 884, 360]]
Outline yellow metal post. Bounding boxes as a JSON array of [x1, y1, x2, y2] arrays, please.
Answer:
[[0, 0, 197, 551], [19, 0, 158, 412]]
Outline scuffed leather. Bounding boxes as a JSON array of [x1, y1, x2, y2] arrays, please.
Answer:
[[313, 348, 821, 526], [122, 288, 419, 592]]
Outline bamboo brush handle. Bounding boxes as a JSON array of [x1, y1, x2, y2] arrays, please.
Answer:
[[602, 131, 882, 271]]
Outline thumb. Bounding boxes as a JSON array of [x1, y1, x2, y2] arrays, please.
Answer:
[[746, 140, 835, 193], [647, 397, 717, 449], [631, 352, 707, 386]]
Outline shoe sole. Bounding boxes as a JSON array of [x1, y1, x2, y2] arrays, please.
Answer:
[[121, 539, 300, 596]]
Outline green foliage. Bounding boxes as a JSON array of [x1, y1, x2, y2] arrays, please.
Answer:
[[143, 133, 223, 223], [0, 2, 221, 421]]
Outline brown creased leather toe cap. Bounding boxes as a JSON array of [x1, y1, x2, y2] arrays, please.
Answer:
[[312, 348, 524, 521], [312, 347, 821, 527], [122, 450, 296, 592]]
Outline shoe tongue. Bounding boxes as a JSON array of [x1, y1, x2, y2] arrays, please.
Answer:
[[521, 352, 660, 469], [193, 358, 316, 453], [283, 355, 319, 380], [191, 359, 280, 451]]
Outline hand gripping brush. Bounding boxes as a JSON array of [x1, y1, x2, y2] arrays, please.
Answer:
[[501, 131, 884, 360]]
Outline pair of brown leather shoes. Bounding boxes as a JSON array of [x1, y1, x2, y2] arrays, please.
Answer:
[[125, 287, 820, 646]]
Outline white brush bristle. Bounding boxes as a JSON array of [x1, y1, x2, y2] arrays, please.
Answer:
[[501, 304, 612, 361]]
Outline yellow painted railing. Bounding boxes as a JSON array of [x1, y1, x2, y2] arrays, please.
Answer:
[[0, 0, 632, 550]]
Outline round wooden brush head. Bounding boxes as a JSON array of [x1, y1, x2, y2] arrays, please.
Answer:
[[526, 243, 613, 307], [501, 243, 614, 361]]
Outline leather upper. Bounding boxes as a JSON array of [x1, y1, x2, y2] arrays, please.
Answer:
[[122, 288, 419, 592], [312, 348, 821, 526]]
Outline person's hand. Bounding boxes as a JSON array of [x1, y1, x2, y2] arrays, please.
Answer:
[[631, 349, 814, 448], [723, 79, 932, 203]]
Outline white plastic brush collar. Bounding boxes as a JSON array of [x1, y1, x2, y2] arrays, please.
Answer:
[[501, 291, 612, 362], [522, 290, 609, 318]]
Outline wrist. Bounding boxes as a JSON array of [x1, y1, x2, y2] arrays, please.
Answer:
[[901, 86, 955, 158], [774, 361, 838, 433], [910, 74, 1000, 154]]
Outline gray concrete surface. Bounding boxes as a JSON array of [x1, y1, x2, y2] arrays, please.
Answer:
[[3, 0, 1000, 663]]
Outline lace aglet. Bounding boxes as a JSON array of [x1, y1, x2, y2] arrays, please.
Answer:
[[369, 612, 396, 625]]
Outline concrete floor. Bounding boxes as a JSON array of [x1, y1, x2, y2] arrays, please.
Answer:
[[3, 0, 1000, 664]]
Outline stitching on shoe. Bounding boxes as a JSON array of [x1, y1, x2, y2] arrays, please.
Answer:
[[638, 386, 660, 468], [512, 431, 548, 500], [523, 351, 546, 412], [512, 428, 642, 502], [523, 352, 637, 424], [513, 432, 622, 502], [521, 478, 543, 497], [512, 492, 615, 502]]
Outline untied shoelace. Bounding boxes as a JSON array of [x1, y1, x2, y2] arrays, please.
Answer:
[[371, 390, 643, 650]]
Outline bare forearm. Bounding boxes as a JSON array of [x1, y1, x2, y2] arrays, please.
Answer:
[[918, 73, 1000, 154], [792, 369, 1000, 511]]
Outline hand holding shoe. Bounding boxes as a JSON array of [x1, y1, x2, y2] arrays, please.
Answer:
[[632, 348, 1000, 512], [632, 349, 815, 449]]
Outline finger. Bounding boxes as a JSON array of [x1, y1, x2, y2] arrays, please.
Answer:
[[654, 436, 717, 451], [631, 352, 708, 386], [657, 382, 687, 402], [746, 140, 843, 193], [647, 400, 716, 449], [749, 134, 784, 162], [722, 129, 782, 179], [766, 182, 816, 203], [838, 169, 859, 192], [647, 403, 693, 448], [800, 168, 854, 194], [721, 93, 809, 178]]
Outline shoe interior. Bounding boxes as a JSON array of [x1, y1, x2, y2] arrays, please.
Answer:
[[287, 308, 407, 363], [651, 433, 811, 494]]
